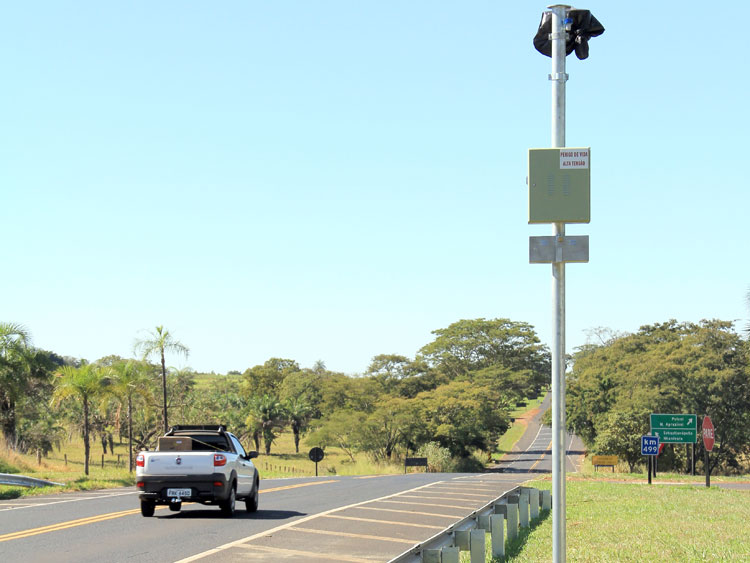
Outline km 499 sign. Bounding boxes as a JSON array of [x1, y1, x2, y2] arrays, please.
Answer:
[[641, 435, 659, 455]]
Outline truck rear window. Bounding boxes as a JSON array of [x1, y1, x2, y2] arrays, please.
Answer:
[[181, 434, 230, 452]]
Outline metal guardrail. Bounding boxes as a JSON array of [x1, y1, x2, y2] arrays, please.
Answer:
[[0, 473, 64, 488], [388, 485, 523, 563]]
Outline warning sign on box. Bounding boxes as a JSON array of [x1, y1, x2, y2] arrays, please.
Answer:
[[560, 149, 589, 169]]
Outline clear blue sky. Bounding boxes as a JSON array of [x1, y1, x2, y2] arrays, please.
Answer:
[[3, 2, 748, 375]]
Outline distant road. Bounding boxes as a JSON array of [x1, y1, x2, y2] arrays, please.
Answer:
[[494, 392, 586, 474]]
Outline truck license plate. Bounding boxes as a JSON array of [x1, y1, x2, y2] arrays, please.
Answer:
[[167, 488, 191, 498]]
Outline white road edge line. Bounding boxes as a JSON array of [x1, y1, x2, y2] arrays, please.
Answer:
[[173, 480, 446, 563], [566, 433, 582, 471]]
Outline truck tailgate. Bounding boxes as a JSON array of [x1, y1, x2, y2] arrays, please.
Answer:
[[142, 452, 215, 475]]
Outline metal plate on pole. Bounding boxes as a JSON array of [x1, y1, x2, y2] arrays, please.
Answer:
[[528, 147, 591, 224], [530, 235, 589, 263]]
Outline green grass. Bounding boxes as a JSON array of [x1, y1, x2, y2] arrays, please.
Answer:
[[0, 435, 137, 498], [192, 372, 228, 389], [252, 431, 406, 478], [464, 476, 750, 562], [508, 393, 547, 419], [496, 423, 527, 458]]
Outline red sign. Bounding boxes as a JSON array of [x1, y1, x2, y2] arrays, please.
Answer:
[[702, 416, 715, 452]]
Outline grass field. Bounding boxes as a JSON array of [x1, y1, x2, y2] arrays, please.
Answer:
[[0, 428, 411, 499], [494, 477, 750, 562]]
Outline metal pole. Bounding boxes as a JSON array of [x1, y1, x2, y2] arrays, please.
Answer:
[[692, 443, 695, 475], [705, 449, 710, 488], [549, 5, 569, 563]]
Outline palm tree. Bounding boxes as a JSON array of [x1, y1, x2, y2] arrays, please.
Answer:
[[284, 397, 312, 453], [133, 326, 189, 432], [51, 364, 110, 475], [0, 322, 32, 445], [110, 360, 153, 471], [246, 395, 286, 454]]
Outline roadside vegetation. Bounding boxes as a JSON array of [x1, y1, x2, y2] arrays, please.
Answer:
[[487, 476, 750, 562], [3, 313, 750, 502], [567, 321, 750, 476], [1, 318, 549, 495]]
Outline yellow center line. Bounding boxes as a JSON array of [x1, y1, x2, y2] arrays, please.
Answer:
[[0, 506, 167, 542], [260, 479, 337, 493], [529, 441, 553, 472], [2, 480, 336, 543]]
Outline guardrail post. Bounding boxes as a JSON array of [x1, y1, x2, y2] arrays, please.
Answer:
[[542, 490, 552, 510], [422, 548, 441, 563], [441, 546, 460, 563], [470, 529, 485, 563], [519, 491, 530, 528], [478, 513, 491, 531], [490, 513, 505, 558], [529, 488, 540, 519], [507, 496, 519, 541], [454, 530, 470, 551]]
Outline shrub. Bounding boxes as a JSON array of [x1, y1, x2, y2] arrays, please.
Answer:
[[417, 441, 452, 472]]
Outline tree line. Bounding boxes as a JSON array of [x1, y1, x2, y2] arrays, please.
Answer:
[[0, 318, 550, 474], [567, 320, 750, 474], [4, 314, 747, 477]]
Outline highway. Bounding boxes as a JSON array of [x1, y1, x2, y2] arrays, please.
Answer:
[[0, 402, 582, 562]]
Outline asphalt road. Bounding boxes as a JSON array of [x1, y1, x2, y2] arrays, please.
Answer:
[[493, 392, 586, 475], [0, 473, 534, 563], [0, 402, 580, 563]]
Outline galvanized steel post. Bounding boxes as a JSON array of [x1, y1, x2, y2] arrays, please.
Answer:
[[549, 5, 569, 563]]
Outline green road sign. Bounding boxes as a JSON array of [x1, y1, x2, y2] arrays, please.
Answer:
[[650, 414, 697, 444]]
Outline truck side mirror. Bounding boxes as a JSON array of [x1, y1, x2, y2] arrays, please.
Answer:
[[246, 451, 259, 459]]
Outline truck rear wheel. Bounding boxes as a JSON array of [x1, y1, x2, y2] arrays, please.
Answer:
[[245, 479, 259, 513], [141, 500, 155, 517], [220, 485, 236, 517]]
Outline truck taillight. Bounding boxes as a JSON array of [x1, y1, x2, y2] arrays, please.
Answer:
[[137, 481, 144, 488], [214, 453, 227, 467], [136, 454, 145, 467]]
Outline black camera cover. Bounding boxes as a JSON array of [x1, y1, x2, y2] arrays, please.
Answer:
[[533, 9, 605, 60]]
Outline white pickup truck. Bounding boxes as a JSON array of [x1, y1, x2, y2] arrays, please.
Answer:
[[135, 425, 259, 517]]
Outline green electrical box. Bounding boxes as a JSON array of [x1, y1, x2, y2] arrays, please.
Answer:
[[528, 147, 591, 224]]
